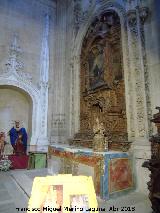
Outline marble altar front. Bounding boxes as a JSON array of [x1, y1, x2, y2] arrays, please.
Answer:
[[48, 145, 134, 200]]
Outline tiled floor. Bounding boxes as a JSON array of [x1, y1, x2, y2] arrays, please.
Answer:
[[0, 171, 28, 213], [0, 169, 152, 213]]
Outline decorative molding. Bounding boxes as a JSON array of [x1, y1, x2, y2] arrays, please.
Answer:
[[1, 34, 32, 83], [0, 25, 50, 149], [39, 14, 50, 143], [127, 4, 151, 138], [70, 0, 153, 145], [70, 1, 135, 143], [138, 7, 152, 136], [73, 0, 94, 35], [40, 14, 49, 85], [0, 76, 40, 146], [127, 9, 137, 34]]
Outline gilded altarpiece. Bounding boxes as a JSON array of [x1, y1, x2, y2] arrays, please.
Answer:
[[72, 11, 129, 151]]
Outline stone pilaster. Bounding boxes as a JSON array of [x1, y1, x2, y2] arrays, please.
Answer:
[[37, 14, 50, 151], [127, 3, 151, 142], [51, 0, 67, 144]]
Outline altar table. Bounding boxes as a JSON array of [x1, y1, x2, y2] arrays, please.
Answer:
[[48, 144, 134, 200]]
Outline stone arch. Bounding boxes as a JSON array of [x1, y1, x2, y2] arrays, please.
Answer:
[[71, 2, 133, 140], [74, 2, 127, 56], [0, 76, 40, 146]]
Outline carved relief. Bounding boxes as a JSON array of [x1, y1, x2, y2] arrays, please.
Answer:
[[127, 9, 137, 34], [73, 0, 93, 34], [1, 34, 32, 82], [39, 14, 50, 139], [51, 113, 66, 137], [139, 7, 152, 136], [0, 14, 50, 148], [127, 5, 151, 138]]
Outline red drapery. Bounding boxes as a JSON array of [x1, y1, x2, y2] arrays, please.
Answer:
[[8, 155, 29, 169]]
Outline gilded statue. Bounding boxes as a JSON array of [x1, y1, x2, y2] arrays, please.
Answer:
[[93, 117, 105, 152]]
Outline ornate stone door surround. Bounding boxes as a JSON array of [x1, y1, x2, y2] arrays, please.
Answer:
[[0, 72, 48, 151], [0, 12, 50, 152]]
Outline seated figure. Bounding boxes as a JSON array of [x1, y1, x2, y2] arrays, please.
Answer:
[[8, 121, 28, 155]]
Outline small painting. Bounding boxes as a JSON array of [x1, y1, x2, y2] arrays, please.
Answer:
[[70, 194, 89, 213], [41, 185, 63, 213], [88, 45, 105, 89], [109, 158, 133, 193]]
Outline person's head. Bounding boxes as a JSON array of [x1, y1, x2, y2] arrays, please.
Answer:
[[15, 121, 20, 129]]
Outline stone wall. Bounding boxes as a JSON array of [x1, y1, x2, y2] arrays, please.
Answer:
[[0, 0, 55, 85], [0, 0, 56, 150]]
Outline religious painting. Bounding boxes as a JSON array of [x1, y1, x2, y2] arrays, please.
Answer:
[[88, 45, 105, 89], [70, 194, 89, 213], [109, 158, 133, 193], [40, 185, 63, 213]]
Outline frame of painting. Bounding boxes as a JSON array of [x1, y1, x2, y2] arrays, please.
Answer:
[[108, 158, 133, 194], [27, 175, 98, 213]]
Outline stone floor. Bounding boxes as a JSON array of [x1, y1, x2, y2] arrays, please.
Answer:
[[0, 169, 152, 213]]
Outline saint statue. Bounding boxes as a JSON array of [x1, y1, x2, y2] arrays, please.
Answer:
[[8, 121, 27, 155], [93, 117, 105, 152], [0, 132, 6, 157]]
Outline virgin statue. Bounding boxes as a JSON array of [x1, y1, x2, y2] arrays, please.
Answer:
[[8, 121, 27, 155]]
